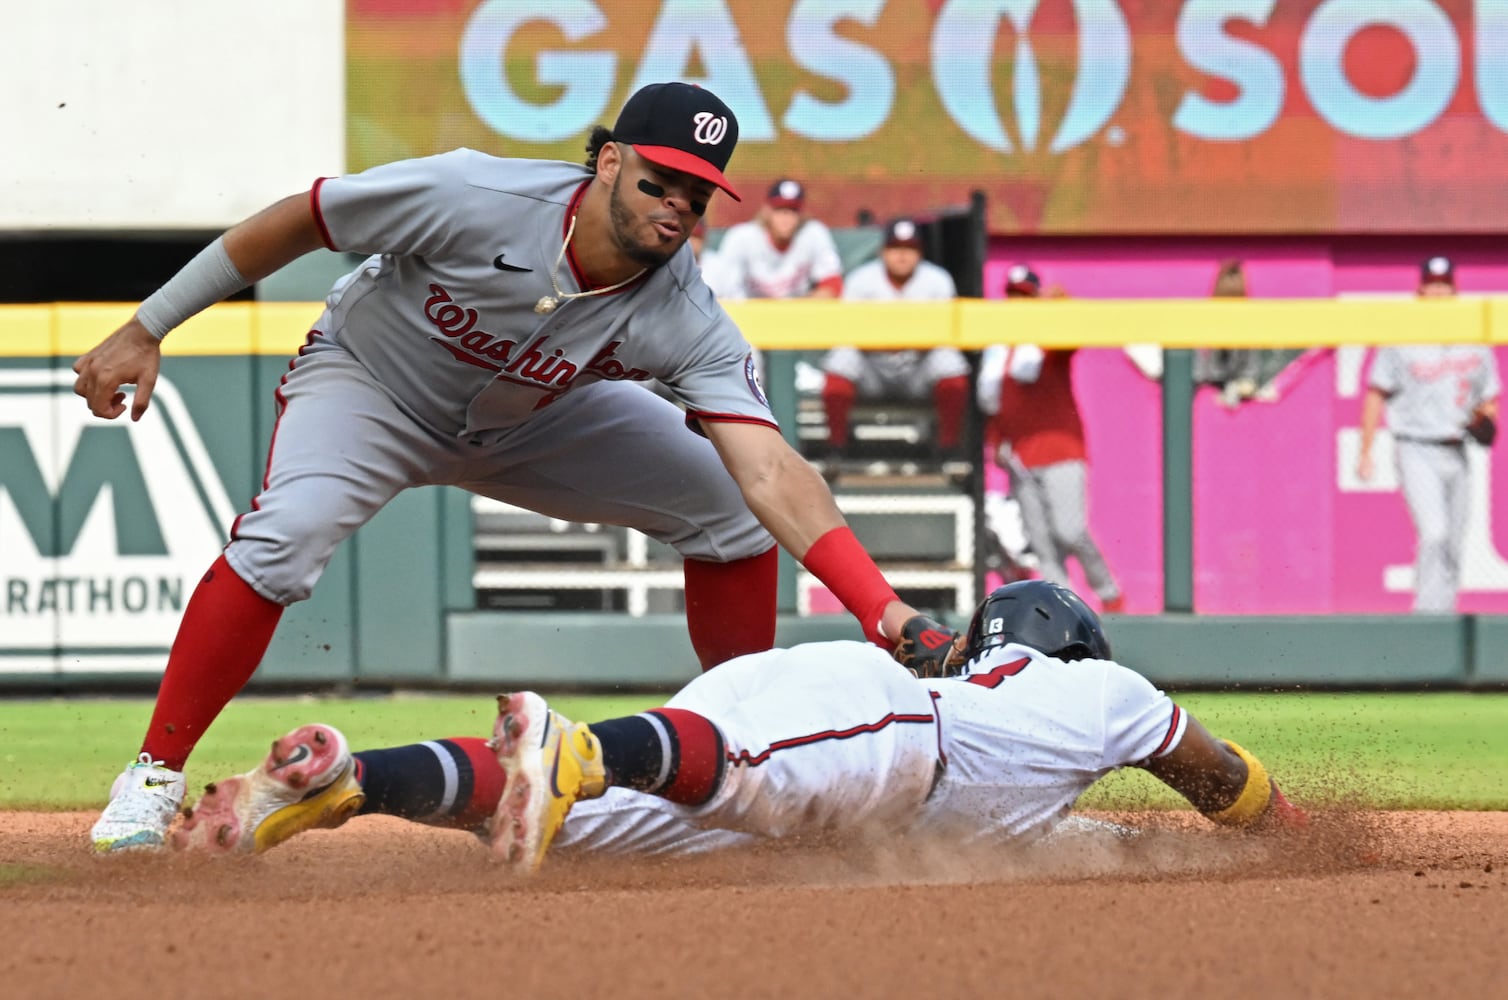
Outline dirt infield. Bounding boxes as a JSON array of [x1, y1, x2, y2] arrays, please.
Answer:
[[1, 810, 1503, 999]]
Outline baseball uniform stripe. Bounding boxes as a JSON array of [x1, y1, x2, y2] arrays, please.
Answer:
[[928, 690, 949, 767], [419, 740, 460, 816], [726, 712, 936, 768], [638, 711, 676, 791], [648, 708, 726, 805], [310, 177, 337, 251], [232, 330, 323, 541], [684, 411, 779, 431], [1149, 704, 1185, 759]]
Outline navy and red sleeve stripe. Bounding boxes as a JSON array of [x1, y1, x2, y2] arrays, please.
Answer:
[[1149, 704, 1183, 759], [726, 712, 935, 768]]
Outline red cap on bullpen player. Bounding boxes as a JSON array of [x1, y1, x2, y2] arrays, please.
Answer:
[[1005, 263, 1042, 297], [883, 218, 924, 250], [612, 82, 742, 201], [767, 178, 805, 210]]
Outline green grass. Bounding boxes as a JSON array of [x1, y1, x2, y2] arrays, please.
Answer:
[[1, 691, 1503, 811], [0, 863, 60, 888], [1082, 692, 1508, 811], [0, 693, 658, 810]]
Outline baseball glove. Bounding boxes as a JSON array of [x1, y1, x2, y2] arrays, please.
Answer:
[[892, 614, 967, 679], [1466, 414, 1497, 446]]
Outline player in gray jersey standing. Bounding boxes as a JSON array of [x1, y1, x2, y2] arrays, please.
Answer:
[[74, 82, 953, 854], [1357, 257, 1500, 612]]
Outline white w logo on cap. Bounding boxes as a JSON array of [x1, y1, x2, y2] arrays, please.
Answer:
[[692, 112, 728, 145]]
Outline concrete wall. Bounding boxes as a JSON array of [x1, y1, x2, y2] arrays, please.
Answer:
[[4, 0, 344, 230]]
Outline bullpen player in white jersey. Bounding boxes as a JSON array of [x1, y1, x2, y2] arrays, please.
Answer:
[[715, 179, 845, 299], [1356, 256, 1501, 612], [820, 218, 971, 458], [76, 82, 959, 854], [172, 581, 1307, 867]]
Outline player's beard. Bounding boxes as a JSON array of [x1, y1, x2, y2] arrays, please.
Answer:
[[608, 173, 683, 269]]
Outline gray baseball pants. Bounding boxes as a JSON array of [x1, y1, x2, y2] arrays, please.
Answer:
[[1005, 457, 1120, 602], [1395, 438, 1470, 613], [225, 337, 772, 605]]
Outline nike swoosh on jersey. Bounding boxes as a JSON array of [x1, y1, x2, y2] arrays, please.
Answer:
[[493, 254, 532, 273]]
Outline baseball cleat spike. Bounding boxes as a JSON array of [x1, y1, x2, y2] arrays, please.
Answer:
[[487, 692, 607, 873], [173, 724, 364, 856]]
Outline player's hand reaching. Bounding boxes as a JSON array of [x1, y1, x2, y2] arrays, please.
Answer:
[[892, 614, 967, 678], [73, 318, 163, 421]]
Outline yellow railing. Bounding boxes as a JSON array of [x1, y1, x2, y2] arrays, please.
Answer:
[[5, 298, 1507, 356]]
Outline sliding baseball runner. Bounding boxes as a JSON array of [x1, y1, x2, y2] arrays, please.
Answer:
[[172, 581, 1307, 865]]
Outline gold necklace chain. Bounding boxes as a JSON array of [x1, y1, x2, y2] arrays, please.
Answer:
[[534, 214, 646, 315]]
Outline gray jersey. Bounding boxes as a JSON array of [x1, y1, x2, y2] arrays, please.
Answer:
[[842, 258, 957, 302], [1369, 344, 1501, 440], [823, 258, 966, 387], [313, 150, 774, 439]]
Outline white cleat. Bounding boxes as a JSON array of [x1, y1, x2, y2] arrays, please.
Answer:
[[91, 753, 187, 854]]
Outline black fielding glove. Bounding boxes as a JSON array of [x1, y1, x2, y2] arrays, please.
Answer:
[[1466, 414, 1497, 446], [892, 614, 966, 679]]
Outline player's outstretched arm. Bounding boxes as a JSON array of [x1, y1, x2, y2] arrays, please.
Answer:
[[72, 191, 326, 421], [703, 420, 928, 645], [1139, 713, 1306, 831]]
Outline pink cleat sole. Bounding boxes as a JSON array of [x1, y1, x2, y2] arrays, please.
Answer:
[[173, 724, 364, 855]]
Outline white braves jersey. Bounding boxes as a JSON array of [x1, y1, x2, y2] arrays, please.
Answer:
[[715, 218, 843, 299], [555, 641, 1185, 857], [1369, 344, 1501, 441], [842, 258, 956, 302], [916, 643, 1186, 843], [311, 150, 774, 440]]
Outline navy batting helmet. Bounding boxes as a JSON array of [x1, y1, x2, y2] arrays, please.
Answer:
[[964, 580, 1111, 663]]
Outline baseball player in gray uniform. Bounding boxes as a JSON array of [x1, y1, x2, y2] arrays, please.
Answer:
[[170, 581, 1306, 867], [819, 218, 971, 457], [1357, 257, 1501, 613], [75, 82, 955, 854]]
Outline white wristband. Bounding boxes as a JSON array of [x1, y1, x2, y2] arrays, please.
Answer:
[[135, 236, 248, 340]]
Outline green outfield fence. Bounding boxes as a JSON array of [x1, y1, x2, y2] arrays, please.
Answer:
[[5, 292, 1508, 690]]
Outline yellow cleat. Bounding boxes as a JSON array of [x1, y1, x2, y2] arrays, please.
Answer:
[[172, 724, 366, 855], [488, 692, 607, 872]]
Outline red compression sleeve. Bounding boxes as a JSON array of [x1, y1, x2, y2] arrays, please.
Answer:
[[801, 527, 899, 646]]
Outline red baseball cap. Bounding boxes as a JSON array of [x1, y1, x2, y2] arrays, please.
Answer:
[[612, 82, 741, 201], [1421, 255, 1456, 287], [767, 178, 805, 209], [1005, 264, 1041, 296], [884, 218, 923, 250]]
